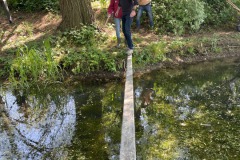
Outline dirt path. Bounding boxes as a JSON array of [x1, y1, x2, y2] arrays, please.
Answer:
[[0, 11, 61, 52]]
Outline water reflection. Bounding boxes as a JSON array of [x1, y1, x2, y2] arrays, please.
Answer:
[[135, 58, 240, 160], [0, 82, 123, 159], [0, 88, 76, 159], [2, 58, 240, 159]]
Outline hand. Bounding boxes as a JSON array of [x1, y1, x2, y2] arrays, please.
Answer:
[[130, 10, 136, 17], [108, 14, 111, 18], [115, 10, 119, 17], [115, 11, 119, 17], [115, 7, 120, 17]]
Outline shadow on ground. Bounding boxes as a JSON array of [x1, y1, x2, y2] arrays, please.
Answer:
[[0, 11, 61, 54]]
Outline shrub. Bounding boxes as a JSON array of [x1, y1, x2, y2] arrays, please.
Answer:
[[63, 25, 107, 47], [152, 0, 206, 34], [8, 0, 59, 12], [134, 41, 168, 66], [201, 0, 237, 26], [151, 0, 239, 34]]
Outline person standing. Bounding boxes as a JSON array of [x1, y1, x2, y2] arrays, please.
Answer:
[[136, 0, 153, 30], [0, 0, 13, 24], [116, 0, 138, 55], [107, 0, 122, 48]]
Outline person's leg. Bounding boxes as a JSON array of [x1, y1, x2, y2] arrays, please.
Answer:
[[122, 15, 129, 46], [124, 14, 133, 50], [114, 17, 121, 47], [123, 15, 134, 55], [136, 6, 143, 29], [122, 15, 127, 41], [2, 0, 12, 23], [146, 4, 154, 28]]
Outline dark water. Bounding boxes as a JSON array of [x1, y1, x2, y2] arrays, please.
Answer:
[[134, 58, 240, 160], [1, 58, 240, 160], [0, 82, 124, 159]]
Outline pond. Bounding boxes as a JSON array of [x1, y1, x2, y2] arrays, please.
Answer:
[[134, 58, 240, 159], [0, 82, 124, 159], [0, 58, 240, 159]]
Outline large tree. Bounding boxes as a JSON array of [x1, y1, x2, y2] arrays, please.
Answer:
[[59, 0, 93, 29]]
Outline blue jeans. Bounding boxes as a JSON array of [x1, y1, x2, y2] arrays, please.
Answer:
[[136, 4, 154, 29], [114, 18, 121, 39], [122, 14, 133, 49]]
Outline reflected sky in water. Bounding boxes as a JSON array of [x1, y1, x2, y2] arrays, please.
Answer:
[[1, 90, 76, 159], [0, 82, 124, 159]]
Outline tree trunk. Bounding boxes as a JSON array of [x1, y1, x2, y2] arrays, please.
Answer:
[[59, 0, 93, 29]]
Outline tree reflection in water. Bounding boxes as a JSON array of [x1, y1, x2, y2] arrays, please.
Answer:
[[135, 58, 240, 160], [0, 82, 123, 159], [0, 87, 76, 159]]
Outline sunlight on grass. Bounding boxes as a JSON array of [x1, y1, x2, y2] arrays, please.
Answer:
[[92, 1, 102, 9], [1, 13, 61, 52], [15, 21, 34, 36]]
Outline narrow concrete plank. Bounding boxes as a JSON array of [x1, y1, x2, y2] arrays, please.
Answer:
[[120, 54, 136, 160]]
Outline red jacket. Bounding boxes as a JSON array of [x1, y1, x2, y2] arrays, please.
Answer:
[[107, 0, 122, 18]]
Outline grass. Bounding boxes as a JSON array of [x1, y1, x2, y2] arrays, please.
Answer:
[[0, 10, 240, 87]]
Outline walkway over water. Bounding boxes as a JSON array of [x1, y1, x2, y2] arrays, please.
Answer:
[[1, 57, 240, 159], [120, 54, 136, 160]]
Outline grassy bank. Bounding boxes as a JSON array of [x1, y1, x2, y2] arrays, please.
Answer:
[[0, 11, 240, 88]]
